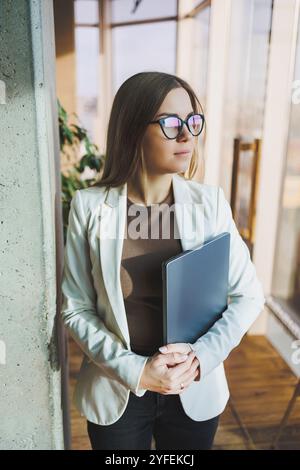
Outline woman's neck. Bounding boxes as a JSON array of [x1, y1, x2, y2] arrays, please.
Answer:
[[127, 173, 173, 206]]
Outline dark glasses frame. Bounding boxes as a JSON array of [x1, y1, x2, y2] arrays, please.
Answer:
[[149, 112, 205, 140]]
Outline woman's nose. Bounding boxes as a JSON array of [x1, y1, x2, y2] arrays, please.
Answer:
[[177, 123, 192, 141]]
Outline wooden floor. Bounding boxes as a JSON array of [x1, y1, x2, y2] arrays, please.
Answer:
[[67, 335, 300, 450]]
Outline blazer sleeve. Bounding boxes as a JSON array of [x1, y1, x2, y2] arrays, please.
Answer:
[[188, 186, 266, 378], [61, 190, 149, 396]]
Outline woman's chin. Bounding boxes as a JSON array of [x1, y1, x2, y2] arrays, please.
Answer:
[[157, 157, 191, 174], [173, 156, 191, 171]]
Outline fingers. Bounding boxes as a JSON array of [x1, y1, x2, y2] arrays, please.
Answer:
[[154, 350, 199, 395], [179, 369, 199, 393], [176, 358, 199, 384], [162, 357, 199, 394], [159, 343, 193, 355], [164, 352, 196, 379], [156, 351, 190, 366], [164, 369, 199, 395], [159, 355, 197, 395]]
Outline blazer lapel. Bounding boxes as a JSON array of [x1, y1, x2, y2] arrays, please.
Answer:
[[98, 182, 130, 346], [98, 173, 205, 348], [172, 174, 205, 251]]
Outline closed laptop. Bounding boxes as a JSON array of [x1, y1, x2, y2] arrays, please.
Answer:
[[162, 232, 230, 344]]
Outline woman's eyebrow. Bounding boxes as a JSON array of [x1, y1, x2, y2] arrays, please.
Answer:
[[155, 111, 194, 119]]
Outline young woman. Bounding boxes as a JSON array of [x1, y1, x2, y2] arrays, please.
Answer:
[[61, 71, 265, 450]]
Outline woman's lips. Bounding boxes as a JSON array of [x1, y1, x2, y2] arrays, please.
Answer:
[[174, 151, 191, 155]]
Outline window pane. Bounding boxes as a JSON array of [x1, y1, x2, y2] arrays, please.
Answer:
[[220, 0, 273, 198], [75, 27, 100, 143], [271, 18, 300, 318], [112, 21, 176, 95], [189, 5, 211, 181], [193, 6, 211, 110], [110, 0, 177, 23], [74, 0, 99, 25]]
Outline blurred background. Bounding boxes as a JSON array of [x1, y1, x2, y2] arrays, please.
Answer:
[[0, 0, 300, 450]]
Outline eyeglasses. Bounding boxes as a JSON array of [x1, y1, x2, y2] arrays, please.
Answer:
[[149, 112, 205, 140]]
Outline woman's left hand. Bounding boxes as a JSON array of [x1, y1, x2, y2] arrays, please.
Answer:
[[159, 343, 200, 381]]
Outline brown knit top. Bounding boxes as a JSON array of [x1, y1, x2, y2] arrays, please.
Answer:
[[120, 185, 182, 356]]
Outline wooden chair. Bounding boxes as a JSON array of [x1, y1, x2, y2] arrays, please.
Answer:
[[230, 138, 262, 259]]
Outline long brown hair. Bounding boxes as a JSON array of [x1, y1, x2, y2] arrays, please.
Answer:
[[93, 71, 205, 188]]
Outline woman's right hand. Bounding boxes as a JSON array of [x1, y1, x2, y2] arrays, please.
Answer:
[[139, 350, 199, 394]]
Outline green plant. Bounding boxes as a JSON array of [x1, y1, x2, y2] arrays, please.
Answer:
[[59, 99, 104, 242]]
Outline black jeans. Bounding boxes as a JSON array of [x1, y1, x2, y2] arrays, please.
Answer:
[[87, 390, 220, 450]]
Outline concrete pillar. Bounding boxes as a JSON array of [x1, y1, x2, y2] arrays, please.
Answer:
[[0, 0, 67, 449]]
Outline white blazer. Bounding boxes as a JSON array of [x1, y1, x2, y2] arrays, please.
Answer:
[[61, 173, 265, 425]]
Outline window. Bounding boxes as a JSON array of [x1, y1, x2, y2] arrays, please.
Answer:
[[110, 0, 177, 23], [74, 0, 99, 24], [192, 5, 211, 110], [111, 21, 177, 95], [74, 0, 101, 144], [271, 17, 300, 322], [220, 0, 273, 209]]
